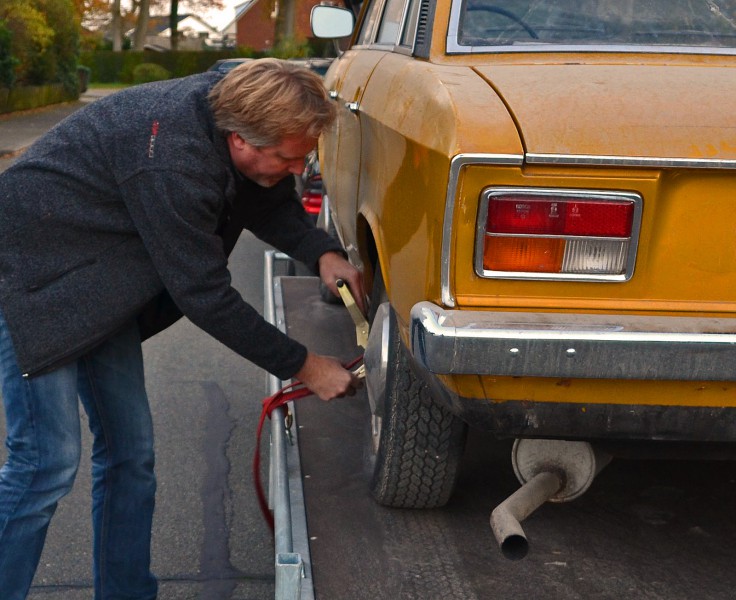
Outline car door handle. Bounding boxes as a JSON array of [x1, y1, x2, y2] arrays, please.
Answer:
[[329, 90, 339, 99], [345, 101, 360, 113]]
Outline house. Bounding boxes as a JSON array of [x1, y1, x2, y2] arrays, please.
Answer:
[[128, 14, 223, 51], [220, 0, 345, 52]]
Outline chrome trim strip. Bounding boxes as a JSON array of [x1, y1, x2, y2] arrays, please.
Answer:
[[445, 0, 736, 56], [411, 301, 736, 380], [527, 153, 736, 170], [473, 187, 643, 282], [446, 0, 462, 47], [440, 153, 524, 307], [447, 42, 736, 56]]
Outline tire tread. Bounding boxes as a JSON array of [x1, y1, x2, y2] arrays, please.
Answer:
[[371, 326, 466, 508]]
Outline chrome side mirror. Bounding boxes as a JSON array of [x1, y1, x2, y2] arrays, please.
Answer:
[[311, 5, 354, 39]]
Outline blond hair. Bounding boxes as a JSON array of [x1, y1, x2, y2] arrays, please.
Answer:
[[208, 58, 336, 147]]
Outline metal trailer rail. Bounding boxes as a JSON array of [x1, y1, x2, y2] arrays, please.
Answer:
[[262, 250, 314, 600]]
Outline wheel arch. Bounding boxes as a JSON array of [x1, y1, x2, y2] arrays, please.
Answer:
[[356, 210, 381, 299]]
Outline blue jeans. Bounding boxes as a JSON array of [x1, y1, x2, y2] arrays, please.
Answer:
[[0, 309, 158, 600]]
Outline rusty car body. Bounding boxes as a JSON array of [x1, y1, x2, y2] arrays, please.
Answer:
[[311, 0, 736, 514]]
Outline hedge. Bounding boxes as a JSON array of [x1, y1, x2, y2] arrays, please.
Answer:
[[132, 62, 171, 84], [79, 50, 262, 83], [0, 82, 77, 114]]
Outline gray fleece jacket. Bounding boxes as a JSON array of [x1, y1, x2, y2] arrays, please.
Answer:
[[0, 72, 342, 379]]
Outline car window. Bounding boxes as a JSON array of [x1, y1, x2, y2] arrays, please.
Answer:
[[455, 0, 736, 51], [357, 0, 386, 45], [376, 0, 408, 45], [400, 0, 422, 47]]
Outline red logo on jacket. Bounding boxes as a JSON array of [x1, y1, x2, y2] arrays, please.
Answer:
[[148, 120, 160, 158]]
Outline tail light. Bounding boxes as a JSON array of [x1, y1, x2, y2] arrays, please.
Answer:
[[475, 188, 642, 281], [300, 174, 323, 215]]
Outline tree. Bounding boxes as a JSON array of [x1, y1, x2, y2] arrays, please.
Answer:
[[75, 0, 117, 40], [110, 0, 122, 50], [0, 1, 54, 84], [38, 0, 82, 92], [169, 0, 179, 50], [0, 0, 80, 90], [272, 0, 296, 49], [0, 19, 19, 87], [168, 0, 223, 51], [132, 0, 151, 50], [70, 0, 111, 21], [77, 0, 223, 53]]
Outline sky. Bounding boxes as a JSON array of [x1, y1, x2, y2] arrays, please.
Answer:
[[199, 0, 242, 30]]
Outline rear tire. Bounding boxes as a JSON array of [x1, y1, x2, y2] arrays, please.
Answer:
[[369, 307, 467, 508]]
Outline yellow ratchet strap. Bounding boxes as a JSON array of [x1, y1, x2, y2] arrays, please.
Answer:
[[336, 279, 369, 351]]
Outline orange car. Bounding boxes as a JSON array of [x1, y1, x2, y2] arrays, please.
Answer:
[[312, 0, 736, 513]]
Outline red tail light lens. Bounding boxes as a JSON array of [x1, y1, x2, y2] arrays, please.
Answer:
[[488, 196, 634, 237], [489, 196, 564, 234], [301, 190, 322, 214], [300, 175, 323, 215], [563, 201, 633, 236]]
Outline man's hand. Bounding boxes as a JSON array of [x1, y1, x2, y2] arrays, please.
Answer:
[[295, 352, 363, 401], [318, 252, 367, 315]]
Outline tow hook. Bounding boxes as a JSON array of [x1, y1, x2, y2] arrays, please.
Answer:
[[490, 438, 612, 560]]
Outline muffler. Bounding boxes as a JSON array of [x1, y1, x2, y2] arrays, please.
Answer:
[[490, 438, 612, 560]]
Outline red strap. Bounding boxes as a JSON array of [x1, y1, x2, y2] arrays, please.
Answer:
[[253, 356, 363, 532]]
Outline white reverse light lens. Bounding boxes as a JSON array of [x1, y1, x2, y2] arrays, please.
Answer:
[[562, 239, 629, 274]]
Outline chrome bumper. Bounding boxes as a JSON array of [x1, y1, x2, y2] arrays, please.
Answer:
[[410, 302, 736, 381]]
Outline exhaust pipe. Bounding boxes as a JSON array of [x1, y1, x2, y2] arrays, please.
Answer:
[[490, 439, 612, 560], [490, 470, 562, 560]]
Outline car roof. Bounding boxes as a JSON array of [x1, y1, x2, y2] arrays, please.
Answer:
[[208, 58, 252, 73]]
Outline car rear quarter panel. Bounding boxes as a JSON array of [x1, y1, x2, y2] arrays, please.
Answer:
[[352, 53, 522, 319]]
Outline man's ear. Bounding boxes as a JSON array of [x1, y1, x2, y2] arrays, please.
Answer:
[[228, 131, 247, 150]]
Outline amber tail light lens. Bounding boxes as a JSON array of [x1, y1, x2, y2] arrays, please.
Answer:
[[479, 190, 640, 279], [484, 237, 564, 272]]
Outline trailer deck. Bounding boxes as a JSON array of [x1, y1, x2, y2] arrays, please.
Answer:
[[265, 252, 736, 600]]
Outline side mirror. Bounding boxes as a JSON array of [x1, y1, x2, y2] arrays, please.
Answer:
[[311, 5, 354, 39]]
